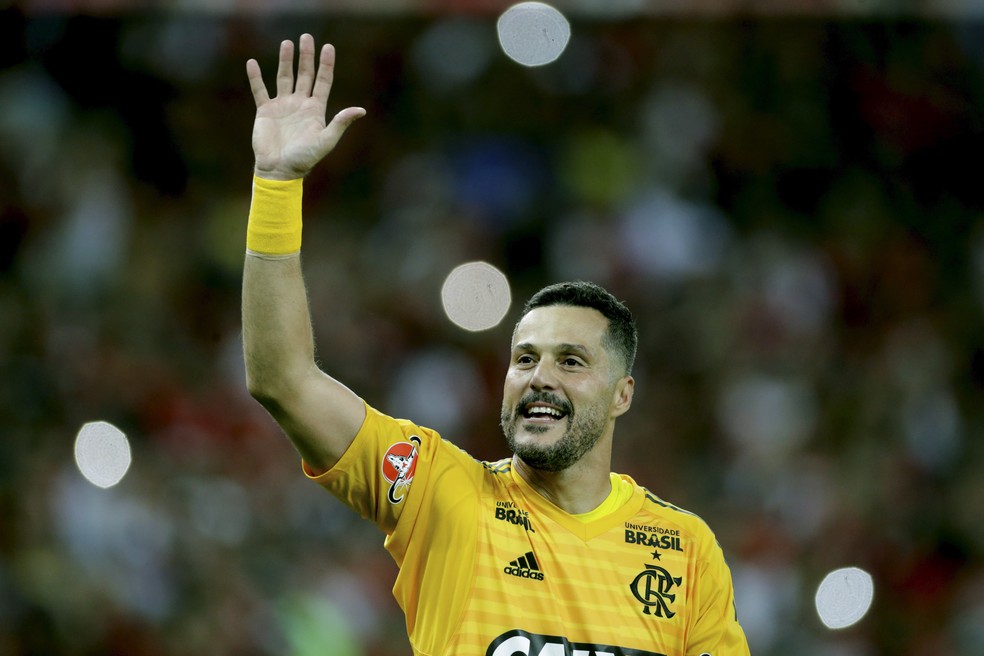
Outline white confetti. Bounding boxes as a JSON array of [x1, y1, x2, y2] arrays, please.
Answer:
[[497, 2, 571, 67], [74, 421, 132, 489], [441, 262, 512, 331], [815, 566, 874, 629]]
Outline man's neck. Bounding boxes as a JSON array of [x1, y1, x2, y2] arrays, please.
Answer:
[[512, 454, 613, 515]]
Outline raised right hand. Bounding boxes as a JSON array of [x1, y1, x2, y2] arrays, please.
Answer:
[[247, 34, 365, 181]]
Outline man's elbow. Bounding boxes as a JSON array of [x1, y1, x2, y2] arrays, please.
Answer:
[[244, 362, 309, 408], [245, 375, 277, 409], [245, 368, 290, 407]]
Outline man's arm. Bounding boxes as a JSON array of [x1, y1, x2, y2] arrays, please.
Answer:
[[242, 34, 366, 473]]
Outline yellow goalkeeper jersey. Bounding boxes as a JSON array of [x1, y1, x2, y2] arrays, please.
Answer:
[[309, 403, 750, 656]]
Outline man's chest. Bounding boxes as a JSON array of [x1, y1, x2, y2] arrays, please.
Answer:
[[448, 491, 696, 656]]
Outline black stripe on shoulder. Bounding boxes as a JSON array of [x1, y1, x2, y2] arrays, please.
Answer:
[[644, 489, 699, 519], [482, 459, 512, 474]]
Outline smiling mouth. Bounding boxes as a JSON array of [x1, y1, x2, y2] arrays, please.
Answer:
[[521, 403, 569, 423]]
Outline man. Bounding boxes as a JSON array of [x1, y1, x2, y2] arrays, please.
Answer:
[[242, 34, 749, 656]]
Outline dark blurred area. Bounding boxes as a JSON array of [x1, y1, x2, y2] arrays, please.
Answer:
[[1, 3, 983, 655]]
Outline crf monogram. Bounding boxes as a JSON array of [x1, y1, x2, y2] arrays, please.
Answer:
[[630, 565, 682, 618]]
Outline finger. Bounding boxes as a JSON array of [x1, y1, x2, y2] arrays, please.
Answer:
[[246, 58, 270, 107], [295, 33, 316, 96], [311, 43, 336, 105], [317, 106, 366, 152], [275, 39, 295, 97]]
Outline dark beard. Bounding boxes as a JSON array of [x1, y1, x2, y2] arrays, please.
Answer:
[[500, 392, 607, 472]]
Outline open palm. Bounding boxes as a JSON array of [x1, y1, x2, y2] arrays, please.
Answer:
[[247, 34, 365, 181]]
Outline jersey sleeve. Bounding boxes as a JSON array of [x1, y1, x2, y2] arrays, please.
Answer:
[[686, 530, 750, 656], [304, 402, 487, 653], [305, 402, 441, 542]]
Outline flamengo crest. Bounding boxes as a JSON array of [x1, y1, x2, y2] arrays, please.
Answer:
[[630, 564, 682, 618]]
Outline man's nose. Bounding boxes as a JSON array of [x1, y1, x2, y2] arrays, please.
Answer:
[[529, 360, 558, 390]]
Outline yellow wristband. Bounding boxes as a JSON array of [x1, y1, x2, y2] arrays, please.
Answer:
[[246, 175, 303, 255]]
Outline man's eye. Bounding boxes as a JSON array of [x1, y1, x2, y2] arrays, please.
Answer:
[[563, 358, 582, 367], [516, 355, 535, 365]]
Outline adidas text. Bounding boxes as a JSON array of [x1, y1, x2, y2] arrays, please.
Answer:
[[505, 551, 544, 581], [504, 566, 544, 580]]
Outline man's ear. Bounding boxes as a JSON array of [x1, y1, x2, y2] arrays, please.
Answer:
[[611, 375, 634, 418]]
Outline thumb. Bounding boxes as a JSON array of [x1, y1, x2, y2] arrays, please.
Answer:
[[318, 106, 367, 154]]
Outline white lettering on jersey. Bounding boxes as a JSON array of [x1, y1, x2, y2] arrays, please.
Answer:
[[486, 629, 664, 656]]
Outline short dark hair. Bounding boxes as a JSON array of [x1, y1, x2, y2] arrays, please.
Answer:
[[519, 280, 638, 377]]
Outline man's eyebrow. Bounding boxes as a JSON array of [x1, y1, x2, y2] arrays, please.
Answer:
[[557, 343, 593, 358], [512, 342, 593, 357]]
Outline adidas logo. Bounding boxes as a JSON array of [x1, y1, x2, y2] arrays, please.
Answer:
[[503, 551, 544, 581]]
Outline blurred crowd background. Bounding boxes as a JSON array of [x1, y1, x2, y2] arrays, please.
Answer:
[[2, 2, 984, 654]]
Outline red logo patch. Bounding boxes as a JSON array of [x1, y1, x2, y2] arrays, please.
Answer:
[[382, 436, 421, 504]]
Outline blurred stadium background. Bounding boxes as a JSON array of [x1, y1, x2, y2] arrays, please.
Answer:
[[2, 1, 984, 654]]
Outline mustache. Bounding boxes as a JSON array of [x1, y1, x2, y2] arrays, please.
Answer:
[[514, 391, 573, 417]]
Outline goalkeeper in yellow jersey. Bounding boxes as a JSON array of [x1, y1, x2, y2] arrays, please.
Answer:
[[242, 34, 750, 656]]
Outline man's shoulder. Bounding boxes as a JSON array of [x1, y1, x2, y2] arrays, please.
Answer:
[[430, 437, 512, 484], [631, 484, 718, 540]]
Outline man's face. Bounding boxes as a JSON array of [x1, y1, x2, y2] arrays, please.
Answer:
[[500, 305, 630, 472]]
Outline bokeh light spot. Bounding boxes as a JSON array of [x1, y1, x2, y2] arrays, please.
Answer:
[[496, 2, 571, 67], [441, 262, 511, 331], [74, 420, 132, 489], [815, 566, 874, 629]]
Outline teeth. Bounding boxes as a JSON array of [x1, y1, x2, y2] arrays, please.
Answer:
[[528, 406, 563, 418]]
